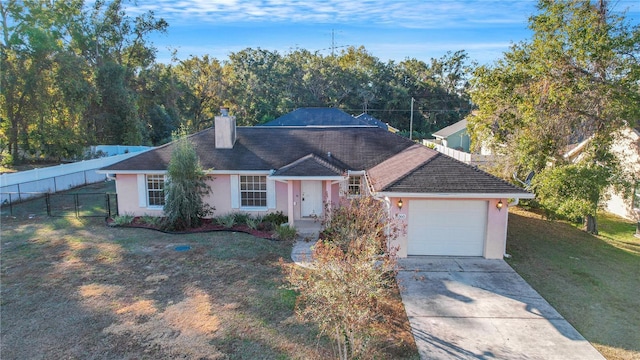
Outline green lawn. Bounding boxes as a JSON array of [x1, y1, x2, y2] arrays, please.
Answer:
[[506, 208, 640, 360]]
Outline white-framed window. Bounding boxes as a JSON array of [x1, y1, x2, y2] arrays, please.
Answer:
[[240, 175, 267, 208], [348, 175, 362, 196], [147, 174, 165, 207]]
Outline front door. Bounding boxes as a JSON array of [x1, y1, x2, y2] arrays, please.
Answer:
[[301, 181, 323, 217]]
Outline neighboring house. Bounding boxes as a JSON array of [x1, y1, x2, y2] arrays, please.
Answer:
[[355, 113, 400, 133], [424, 119, 495, 166], [99, 110, 533, 259], [431, 119, 470, 152], [262, 107, 393, 131], [603, 127, 640, 221], [563, 127, 640, 221]]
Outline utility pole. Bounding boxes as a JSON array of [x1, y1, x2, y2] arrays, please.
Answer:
[[331, 29, 335, 57], [410, 97, 415, 140]]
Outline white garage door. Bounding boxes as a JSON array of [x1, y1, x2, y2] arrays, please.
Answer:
[[408, 200, 488, 256]]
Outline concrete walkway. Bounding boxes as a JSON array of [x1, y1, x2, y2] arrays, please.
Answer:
[[397, 257, 605, 360], [290, 220, 322, 268]]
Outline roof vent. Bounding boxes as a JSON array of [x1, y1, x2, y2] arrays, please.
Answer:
[[327, 151, 332, 158]]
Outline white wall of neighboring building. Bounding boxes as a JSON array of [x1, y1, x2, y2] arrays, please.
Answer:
[[605, 127, 640, 220]]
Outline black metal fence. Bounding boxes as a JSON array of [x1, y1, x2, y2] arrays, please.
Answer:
[[1, 192, 118, 218]]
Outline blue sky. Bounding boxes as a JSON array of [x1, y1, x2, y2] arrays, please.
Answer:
[[125, 0, 640, 65]]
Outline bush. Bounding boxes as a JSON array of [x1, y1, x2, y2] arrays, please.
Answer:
[[232, 212, 251, 225], [246, 216, 261, 230], [112, 214, 134, 225], [274, 224, 297, 241], [217, 214, 236, 228], [140, 215, 162, 227], [263, 211, 288, 226], [281, 196, 401, 359], [257, 221, 275, 232]]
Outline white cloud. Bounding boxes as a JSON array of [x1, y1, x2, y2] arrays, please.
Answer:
[[125, 0, 539, 28]]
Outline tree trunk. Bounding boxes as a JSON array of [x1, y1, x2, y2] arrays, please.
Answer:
[[584, 214, 598, 234]]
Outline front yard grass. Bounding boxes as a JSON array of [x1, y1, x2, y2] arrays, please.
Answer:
[[506, 208, 640, 360], [0, 214, 417, 359]]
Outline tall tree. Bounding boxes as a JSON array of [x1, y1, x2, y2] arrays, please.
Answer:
[[174, 55, 225, 131], [468, 0, 640, 232], [163, 129, 212, 230]]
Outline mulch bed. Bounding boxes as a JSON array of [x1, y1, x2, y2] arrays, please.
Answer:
[[108, 217, 276, 240]]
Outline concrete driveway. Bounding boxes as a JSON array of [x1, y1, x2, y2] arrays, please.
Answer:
[[397, 257, 604, 360]]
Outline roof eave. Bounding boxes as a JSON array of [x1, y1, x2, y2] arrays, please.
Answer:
[[269, 175, 347, 181], [96, 169, 167, 175], [375, 191, 535, 199]]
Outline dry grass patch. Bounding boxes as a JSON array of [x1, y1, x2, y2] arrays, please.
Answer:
[[1, 215, 417, 359]]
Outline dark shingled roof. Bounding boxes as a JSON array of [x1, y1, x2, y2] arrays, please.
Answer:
[[101, 126, 415, 172], [367, 145, 439, 191], [373, 148, 531, 195], [271, 154, 344, 177], [101, 125, 531, 196], [261, 108, 382, 128]]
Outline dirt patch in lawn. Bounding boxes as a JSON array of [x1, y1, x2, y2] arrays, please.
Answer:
[[1, 216, 418, 359]]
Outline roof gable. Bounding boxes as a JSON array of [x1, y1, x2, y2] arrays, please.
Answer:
[[272, 154, 345, 177], [433, 119, 468, 139]]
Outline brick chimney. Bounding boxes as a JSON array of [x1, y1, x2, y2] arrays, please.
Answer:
[[215, 107, 236, 149]]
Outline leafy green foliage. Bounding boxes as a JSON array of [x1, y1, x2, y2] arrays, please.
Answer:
[[469, 0, 640, 177], [274, 224, 297, 241], [163, 130, 212, 230], [468, 0, 639, 233], [533, 163, 611, 232], [112, 214, 134, 225], [2, 0, 475, 163], [282, 196, 401, 359], [262, 211, 288, 227], [216, 213, 237, 229]]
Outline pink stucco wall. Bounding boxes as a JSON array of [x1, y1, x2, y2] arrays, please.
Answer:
[[115, 174, 164, 216], [116, 174, 302, 218]]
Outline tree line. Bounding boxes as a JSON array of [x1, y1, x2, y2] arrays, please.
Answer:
[[0, 0, 473, 165]]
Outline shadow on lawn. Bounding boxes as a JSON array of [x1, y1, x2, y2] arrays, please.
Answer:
[[506, 210, 640, 357], [0, 217, 329, 359]]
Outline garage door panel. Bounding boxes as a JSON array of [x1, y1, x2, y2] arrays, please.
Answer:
[[408, 200, 487, 256]]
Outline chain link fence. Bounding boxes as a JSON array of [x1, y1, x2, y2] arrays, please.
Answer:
[[1, 181, 117, 219]]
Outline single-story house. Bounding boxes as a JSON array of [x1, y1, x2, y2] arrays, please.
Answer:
[[431, 119, 470, 152], [99, 110, 534, 259]]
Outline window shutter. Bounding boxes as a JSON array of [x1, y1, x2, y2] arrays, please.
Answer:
[[137, 174, 147, 207], [230, 175, 239, 208], [267, 178, 276, 209]]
